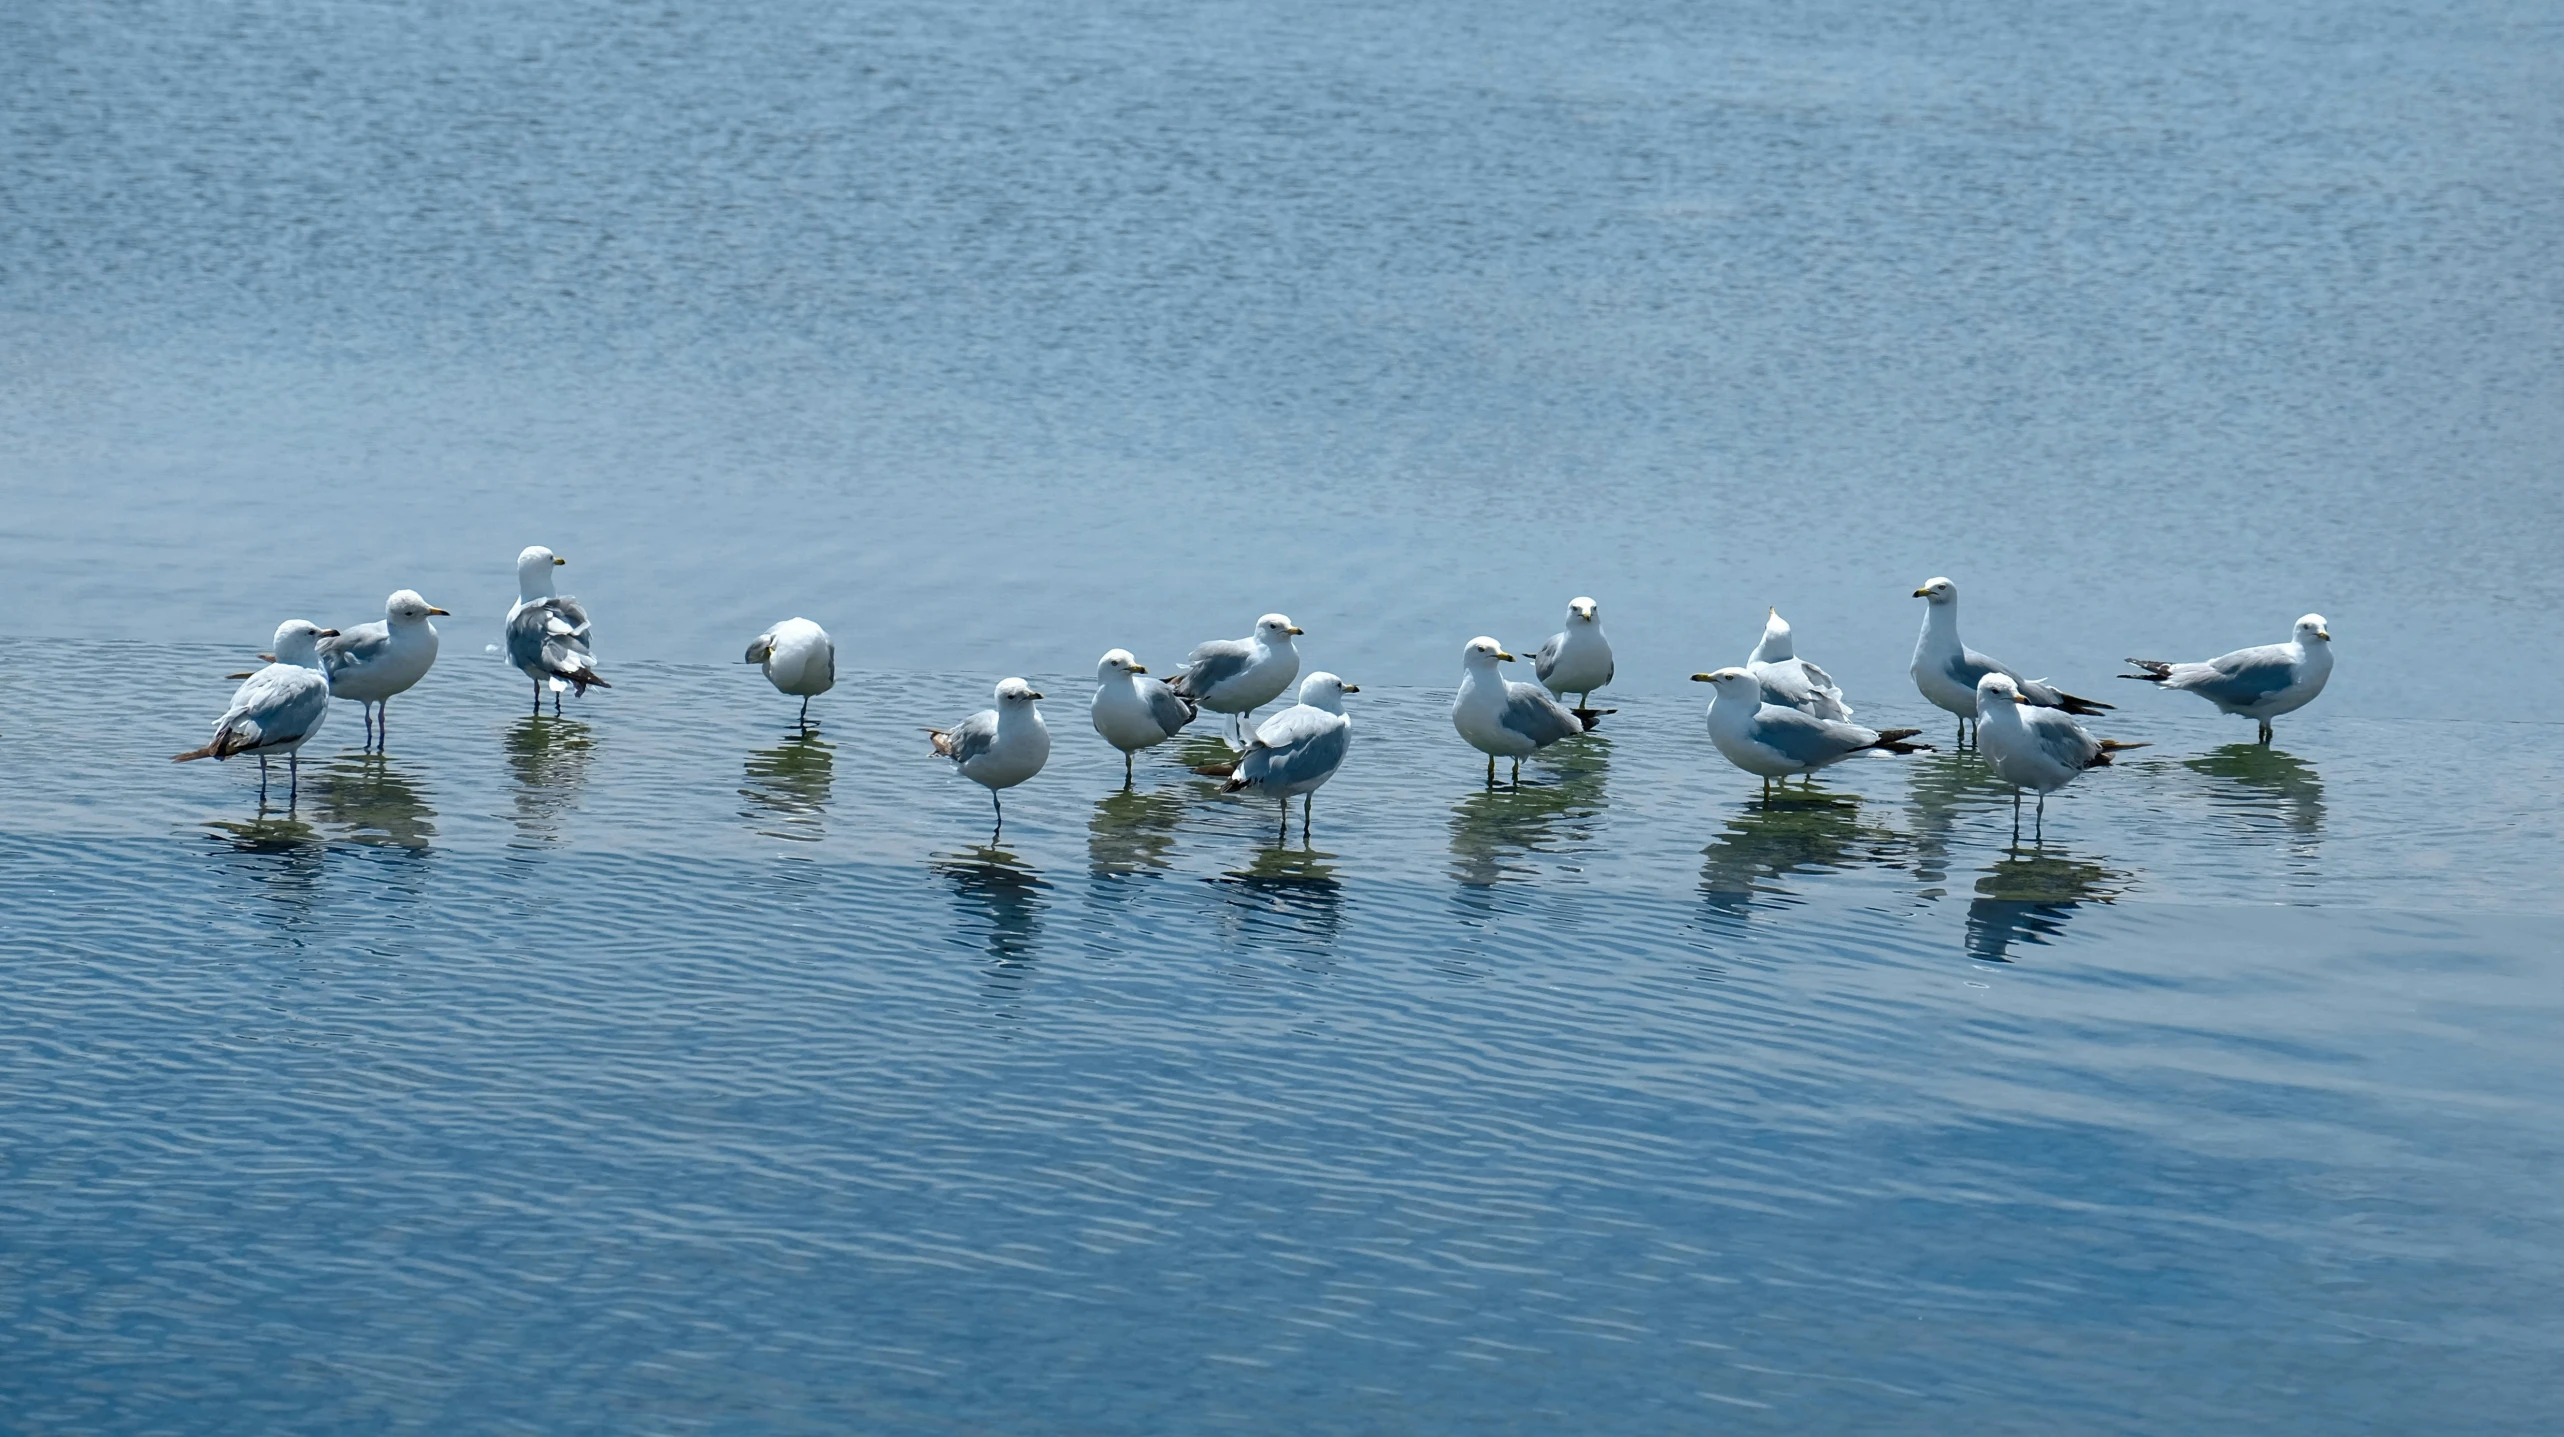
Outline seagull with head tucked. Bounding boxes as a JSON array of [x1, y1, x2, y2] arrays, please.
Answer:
[[1531, 596, 1614, 722], [1453, 636, 1583, 787], [1975, 673, 2149, 836], [321, 589, 448, 752], [745, 617, 835, 732], [506, 546, 610, 716], [175, 619, 339, 807], [1909, 576, 2109, 746], [2122, 615, 2332, 745], [1746, 607, 1851, 721], [1090, 649, 1197, 784], [929, 677, 1051, 836], [1164, 613, 1302, 746], [1691, 666, 1929, 794], [1197, 672, 1356, 842]]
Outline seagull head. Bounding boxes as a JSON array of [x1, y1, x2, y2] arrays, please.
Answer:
[[1256, 614, 1303, 644], [516, 546, 565, 596], [1976, 672, 2029, 706], [270, 620, 339, 667], [1751, 607, 1795, 663], [1913, 577, 1957, 606], [1097, 648, 1146, 680], [1566, 596, 1599, 625], [387, 589, 447, 623], [1689, 666, 1762, 702], [1462, 636, 1514, 671], [2296, 614, 2331, 644], [995, 677, 1043, 706], [1298, 671, 1355, 713]]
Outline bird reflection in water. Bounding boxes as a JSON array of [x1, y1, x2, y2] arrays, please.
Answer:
[[2185, 743, 2325, 843], [1217, 844, 1345, 959], [1902, 750, 2016, 898], [202, 812, 329, 926], [308, 753, 437, 849], [505, 715, 594, 845], [1089, 787, 1185, 876], [1965, 841, 2124, 962], [1699, 788, 1904, 916], [1449, 734, 1610, 888], [742, 734, 835, 842], [934, 848, 1048, 998]]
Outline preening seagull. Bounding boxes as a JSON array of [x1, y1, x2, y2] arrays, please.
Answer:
[[2122, 614, 2333, 744], [1532, 596, 1614, 721], [506, 546, 610, 715], [1453, 635, 1583, 786], [1975, 673, 2148, 835], [745, 617, 835, 731], [1747, 608, 1852, 721], [1909, 577, 2109, 744], [928, 677, 1051, 836], [1090, 649, 1198, 784], [1197, 672, 1356, 842], [1691, 666, 1929, 792], [174, 620, 338, 806], [1165, 614, 1303, 746], [321, 589, 447, 752]]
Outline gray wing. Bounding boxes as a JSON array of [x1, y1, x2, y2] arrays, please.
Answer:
[[224, 667, 331, 747], [938, 709, 999, 765], [319, 622, 394, 680], [1168, 638, 1253, 698], [1797, 659, 1841, 695], [1752, 707, 1876, 767], [1243, 711, 1349, 787], [1947, 645, 2017, 690], [2028, 708, 2102, 770], [1500, 681, 1582, 747], [1139, 676, 1197, 735], [508, 597, 595, 676], [1532, 632, 1565, 685], [2189, 645, 2300, 702]]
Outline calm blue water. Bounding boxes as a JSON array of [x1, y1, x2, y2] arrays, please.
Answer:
[[3, 0, 2560, 1430]]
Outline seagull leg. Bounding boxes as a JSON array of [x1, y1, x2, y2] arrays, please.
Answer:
[[257, 755, 270, 808], [1486, 753, 1496, 788], [2258, 720, 2272, 745], [1278, 797, 1290, 844], [2035, 790, 2046, 841], [1511, 758, 1522, 788], [552, 688, 563, 717], [1303, 791, 1313, 840], [288, 752, 301, 809], [532, 681, 543, 717], [798, 696, 811, 733], [377, 700, 391, 752], [990, 790, 1004, 841]]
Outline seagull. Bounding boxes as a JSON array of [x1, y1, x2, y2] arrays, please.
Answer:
[[506, 546, 610, 716], [1195, 672, 1356, 842], [321, 589, 447, 752], [1747, 608, 1852, 721], [1453, 635, 1583, 786], [1975, 673, 2149, 836], [1691, 666, 1929, 793], [1531, 596, 1614, 722], [1090, 649, 1198, 784], [174, 620, 338, 806], [1910, 577, 2109, 745], [745, 617, 835, 732], [1165, 614, 1303, 746], [928, 677, 1051, 836], [2122, 614, 2333, 744]]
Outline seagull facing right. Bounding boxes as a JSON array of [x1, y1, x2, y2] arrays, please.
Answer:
[[1165, 614, 1303, 746], [321, 588, 448, 752], [1691, 666, 1929, 794], [174, 619, 339, 807], [1974, 673, 2149, 836], [1090, 649, 1198, 784], [1454, 636, 1583, 787], [745, 617, 835, 732], [1197, 672, 1357, 842], [1531, 596, 1614, 722], [2121, 614, 2333, 744], [1746, 607, 1852, 720], [506, 546, 610, 716], [928, 677, 1051, 836], [1910, 576, 2109, 745]]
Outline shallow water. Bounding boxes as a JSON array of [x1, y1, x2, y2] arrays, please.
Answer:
[[4, 0, 2562, 1430]]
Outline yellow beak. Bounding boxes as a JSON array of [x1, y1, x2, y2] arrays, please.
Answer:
[[2317, 628, 2331, 640], [1912, 586, 1931, 597], [1496, 650, 1517, 662], [1341, 683, 1361, 693], [2012, 692, 2031, 704], [1287, 625, 1304, 635], [1129, 663, 1147, 674], [1690, 672, 1715, 682], [554, 556, 567, 566], [427, 606, 450, 616]]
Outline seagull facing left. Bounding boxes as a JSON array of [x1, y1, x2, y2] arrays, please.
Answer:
[[1090, 649, 1198, 784], [1453, 636, 1583, 786], [506, 546, 610, 715], [745, 617, 835, 731], [175, 619, 339, 807], [1692, 666, 1930, 793], [1909, 576, 2109, 745], [1974, 672, 2149, 835]]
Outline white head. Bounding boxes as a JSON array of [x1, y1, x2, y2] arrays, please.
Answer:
[[1975, 672, 2028, 710], [1096, 648, 1147, 681], [1751, 607, 1795, 663], [1688, 665, 1763, 703], [1297, 671, 1357, 713], [270, 619, 340, 667], [516, 545, 566, 597], [1913, 576, 1958, 607], [386, 589, 448, 625], [1461, 635, 1515, 671], [2295, 614, 2331, 644], [995, 676, 1044, 706], [1565, 596, 1599, 626], [1255, 614, 1304, 645]]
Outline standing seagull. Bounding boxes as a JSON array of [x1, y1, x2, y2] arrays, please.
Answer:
[[745, 617, 835, 732], [1453, 636, 1584, 787], [1747, 608, 1852, 721], [1975, 673, 2149, 836], [928, 678, 1051, 837], [1090, 649, 1198, 785], [1909, 577, 2109, 745], [321, 589, 448, 752], [1165, 614, 1303, 746], [174, 620, 338, 807], [506, 546, 610, 716], [1198, 672, 1357, 842], [2122, 615, 2333, 744], [1691, 667, 1929, 793], [1531, 596, 1614, 723]]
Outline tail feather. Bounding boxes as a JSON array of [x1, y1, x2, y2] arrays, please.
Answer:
[[2053, 691, 2113, 716], [566, 667, 610, 695], [2120, 659, 2173, 683], [1864, 727, 1933, 756], [926, 727, 957, 758], [172, 743, 219, 762]]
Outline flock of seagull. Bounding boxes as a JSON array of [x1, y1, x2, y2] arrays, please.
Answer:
[[179, 545, 2338, 840]]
